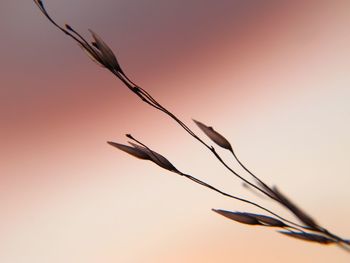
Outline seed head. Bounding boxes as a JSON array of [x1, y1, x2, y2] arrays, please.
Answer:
[[193, 119, 232, 151], [279, 231, 334, 244], [212, 209, 261, 225], [88, 29, 122, 72]]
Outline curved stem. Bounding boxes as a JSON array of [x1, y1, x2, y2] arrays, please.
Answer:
[[231, 149, 350, 245], [112, 71, 279, 202], [230, 149, 273, 194], [177, 171, 306, 231]]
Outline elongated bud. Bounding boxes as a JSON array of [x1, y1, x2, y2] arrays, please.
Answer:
[[77, 42, 105, 67], [242, 212, 286, 227], [128, 142, 179, 173], [88, 29, 122, 72], [278, 231, 334, 244], [272, 186, 319, 229], [65, 24, 73, 31], [109, 140, 178, 173], [212, 209, 261, 225], [193, 119, 232, 151], [34, 0, 44, 8], [107, 141, 150, 160]]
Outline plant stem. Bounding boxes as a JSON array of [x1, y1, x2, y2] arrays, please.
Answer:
[[177, 171, 305, 232], [113, 71, 279, 202]]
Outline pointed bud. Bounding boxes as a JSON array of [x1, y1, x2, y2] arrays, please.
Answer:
[[34, 0, 44, 8], [278, 231, 334, 244], [65, 24, 73, 31], [193, 119, 232, 151], [107, 141, 150, 160], [272, 187, 319, 229], [76, 42, 104, 67], [128, 142, 178, 172], [242, 213, 286, 227], [88, 29, 121, 72], [212, 209, 261, 225]]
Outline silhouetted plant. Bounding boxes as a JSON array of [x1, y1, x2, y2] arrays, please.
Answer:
[[34, 0, 349, 252]]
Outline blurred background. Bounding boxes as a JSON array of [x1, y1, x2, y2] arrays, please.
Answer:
[[1, 0, 350, 262]]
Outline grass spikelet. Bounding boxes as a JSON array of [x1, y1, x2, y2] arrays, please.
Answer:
[[272, 186, 319, 229], [88, 29, 122, 72], [107, 141, 150, 160], [193, 119, 232, 151], [242, 213, 286, 227], [212, 209, 261, 225], [279, 231, 334, 244]]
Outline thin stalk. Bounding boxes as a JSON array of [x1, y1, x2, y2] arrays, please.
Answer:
[[230, 149, 274, 194], [114, 69, 349, 246], [111, 70, 279, 202], [231, 149, 350, 245], [127, 134, 312, 232], [177, 171, 305, 232], [180, 171, 349, 249]]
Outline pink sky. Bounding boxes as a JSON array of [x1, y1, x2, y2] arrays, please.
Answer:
[[1, 1, 350, 262]]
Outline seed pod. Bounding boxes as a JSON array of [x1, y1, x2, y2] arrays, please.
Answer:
[[33, 0, 44, 10], [128, 142, 179, 172], [107, 141, 150, 160], [78, 42, 105, 67], [212, 209, 261, 225], [88, 29, 122, 72], [272, 187, 319, 229], [193, 119, 232, 151], [278, 231, 334, 244], [242, 213, 286, 227]]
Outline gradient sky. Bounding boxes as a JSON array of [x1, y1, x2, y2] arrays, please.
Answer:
[[1, 1, 350, 262]]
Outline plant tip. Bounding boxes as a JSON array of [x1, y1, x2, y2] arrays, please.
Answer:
[[193, 119, 232, 151], [107, 141, 116, 146], [65, 24, 73, 31], [35, 0, 43, 6]]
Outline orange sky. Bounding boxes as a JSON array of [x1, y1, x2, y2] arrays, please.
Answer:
[[1, 1, 350, 262]]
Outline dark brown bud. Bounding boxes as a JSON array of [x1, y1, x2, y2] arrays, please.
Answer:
[[212, 209, 261, 225], [279, 231, 334, 244], [193, 119, 232, 151], [107, 141, 150, 160]]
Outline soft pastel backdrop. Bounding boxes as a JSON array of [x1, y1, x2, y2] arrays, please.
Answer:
[[1, 1, 350, 262]]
